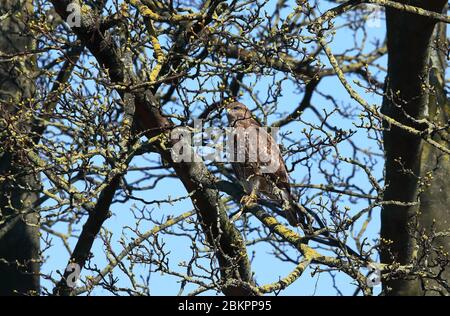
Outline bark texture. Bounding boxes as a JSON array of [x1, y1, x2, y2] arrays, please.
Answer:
[[381, 0, 449, 295], [0, 0, 40, 295]]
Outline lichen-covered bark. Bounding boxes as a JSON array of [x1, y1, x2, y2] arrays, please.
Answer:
[[415, 20, 450, 295], [381, 0, 449, 295], [0, 0, 40, 295]]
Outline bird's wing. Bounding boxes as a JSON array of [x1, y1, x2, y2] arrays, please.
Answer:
[[253, 127, 290, 185]]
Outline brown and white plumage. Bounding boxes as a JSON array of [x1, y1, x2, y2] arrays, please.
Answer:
[[224, 101, 304, 227]]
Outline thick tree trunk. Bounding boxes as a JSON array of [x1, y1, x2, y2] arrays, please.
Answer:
[[0, 0, 40, 295], [381, 0, 449, 295]]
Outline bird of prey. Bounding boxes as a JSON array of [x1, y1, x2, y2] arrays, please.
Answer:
[[223, 101, 306, 227]]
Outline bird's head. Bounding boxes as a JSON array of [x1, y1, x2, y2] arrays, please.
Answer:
[[223, 101, 253, 124]]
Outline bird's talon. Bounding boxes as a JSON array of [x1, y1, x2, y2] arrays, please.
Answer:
[[240, 193, 258, 208]]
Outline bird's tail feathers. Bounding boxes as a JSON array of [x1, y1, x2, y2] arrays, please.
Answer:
[[285, 202, 309, 228]]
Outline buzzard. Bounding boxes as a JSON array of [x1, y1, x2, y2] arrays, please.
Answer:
[[224, 101, 306, 227]]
